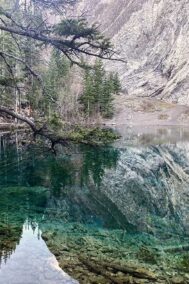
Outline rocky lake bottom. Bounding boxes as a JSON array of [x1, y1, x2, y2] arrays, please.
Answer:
[[0, 127, 189, 283]]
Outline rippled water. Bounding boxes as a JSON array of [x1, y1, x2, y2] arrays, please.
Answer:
[[0, 128, 189, 283]]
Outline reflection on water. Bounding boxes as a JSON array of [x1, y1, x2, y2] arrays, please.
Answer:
[[0, 221, 78, 284], [0, 128, 189, 283], [114, 125, 189, 147]]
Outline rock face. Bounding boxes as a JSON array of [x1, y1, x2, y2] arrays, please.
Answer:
[[41, 139, 189, 238], [100, 142, 189, 236], [75, 0, 189, 104]]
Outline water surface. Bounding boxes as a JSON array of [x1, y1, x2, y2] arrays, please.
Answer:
[[0, 221, 78, 284], [0, 128, 189, 283]]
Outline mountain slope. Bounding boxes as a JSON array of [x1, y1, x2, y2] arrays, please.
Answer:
[[75, 0, 189, 104]]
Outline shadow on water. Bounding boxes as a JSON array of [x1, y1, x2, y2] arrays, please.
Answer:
[[0, 128, 189, 283]]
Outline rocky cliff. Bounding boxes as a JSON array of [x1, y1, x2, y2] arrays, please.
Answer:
[[101, 142, 189, 236], [75, 0, 189, 104]]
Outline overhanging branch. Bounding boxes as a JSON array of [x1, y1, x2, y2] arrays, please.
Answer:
[[0, 24, 124, 64], [0, 106, 36, 131]]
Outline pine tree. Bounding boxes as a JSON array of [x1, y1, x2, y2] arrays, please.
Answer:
[[100, 76, 114, 118], [42, 49, 71, 121], [80, 59, 121, 119], [80, 69, 96, 118], [93, 59, 105, 113], [0, 0, 118, 131], [112, 72, 121, 95]]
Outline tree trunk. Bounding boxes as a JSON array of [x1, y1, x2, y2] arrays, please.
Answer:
[[0, 106, 36, 132]]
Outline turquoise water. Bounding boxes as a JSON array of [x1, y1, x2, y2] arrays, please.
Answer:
[[0, 130, 189, 283]]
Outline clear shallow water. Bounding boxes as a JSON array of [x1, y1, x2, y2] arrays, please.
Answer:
[[0, 129, 189, 283]]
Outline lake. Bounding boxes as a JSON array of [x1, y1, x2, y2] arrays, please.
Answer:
[[0, 127, 189, 284]]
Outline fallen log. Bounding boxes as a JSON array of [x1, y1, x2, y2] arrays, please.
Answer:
[[80, 258, 127, 284], [80, 257, 157, 282], [99, 261, 157, 281], [160, 244, 189, 253]]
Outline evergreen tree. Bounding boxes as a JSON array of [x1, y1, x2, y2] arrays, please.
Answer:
[[0, 0, 117, 131], [112, 72, 121, 95], [80, 69, 95, 118], [80, 59, 121, 119], [43, 49, 71, 121], [93, 60, 105, 113], [45, 50, 70, 103], [0, 0, 43, 115], [100, 76, 114, 118]]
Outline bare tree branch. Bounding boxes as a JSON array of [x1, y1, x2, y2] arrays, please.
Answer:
[[0, 106, 36, 131]]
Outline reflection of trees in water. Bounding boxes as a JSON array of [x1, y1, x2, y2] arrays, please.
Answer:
[[0, 237, 20, 266], [22, 144, 122, 229], [80, 145, 119, 187], [26, 145, 119, 193], [0, 134, 119, 192], [1, 133, 189, 235], [0, 134, 122, 263], [0, 217, 22, 266], [0, 186, 48, 264], [0, 219, 41, 266], [1, 132, 189, 272]]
